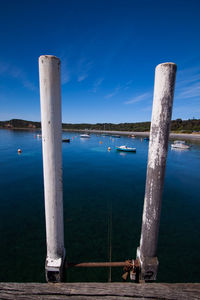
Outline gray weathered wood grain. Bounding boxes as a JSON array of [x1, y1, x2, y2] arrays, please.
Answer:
[[0, 282, 200, 299]]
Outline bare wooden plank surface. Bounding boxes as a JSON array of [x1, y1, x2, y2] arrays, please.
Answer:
[[0, 282, 200, 300]]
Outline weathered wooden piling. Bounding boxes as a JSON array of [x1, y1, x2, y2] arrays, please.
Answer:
[[39, 55, 65, 282], [137, 62, 177, 281]]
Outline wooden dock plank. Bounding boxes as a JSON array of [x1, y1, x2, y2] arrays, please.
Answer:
[[0, 283, 200, 300]]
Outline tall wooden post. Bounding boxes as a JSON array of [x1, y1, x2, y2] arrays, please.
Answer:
[[39, 55, 65, 282], [137, 62, 177, 281]]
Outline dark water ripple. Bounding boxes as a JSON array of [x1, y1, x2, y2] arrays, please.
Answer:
[[0, 129, 199, 283]]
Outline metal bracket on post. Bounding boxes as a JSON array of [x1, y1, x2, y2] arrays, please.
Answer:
[[137, 247, 158, 282], [45, 250, 66, 282]]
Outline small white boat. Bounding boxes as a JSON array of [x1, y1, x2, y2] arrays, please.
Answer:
[[171, 140, 190, 149], [80, 134, 90, 138], [116, 145, 136, 152]]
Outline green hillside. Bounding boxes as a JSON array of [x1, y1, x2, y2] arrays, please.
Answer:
[[0, 118, 200, 133]]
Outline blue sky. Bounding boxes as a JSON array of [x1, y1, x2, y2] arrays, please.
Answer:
[[0, 0, 200, 123]]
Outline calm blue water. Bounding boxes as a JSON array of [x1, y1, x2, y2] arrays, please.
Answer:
[[0, 129, 200, 283]]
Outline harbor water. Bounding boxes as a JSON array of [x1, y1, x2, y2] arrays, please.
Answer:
[[0, 129, 200, 283]]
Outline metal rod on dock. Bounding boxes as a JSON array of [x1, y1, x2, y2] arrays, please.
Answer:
[[66, 262, 129, 268], [137, 62, 177, 281], [39, 55, 65, 282]]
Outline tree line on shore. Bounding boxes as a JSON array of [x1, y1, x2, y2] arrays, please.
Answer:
[[0, 118, 200, 133]]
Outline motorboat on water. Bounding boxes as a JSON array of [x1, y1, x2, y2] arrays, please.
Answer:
[[171, 140, 190, 149], [62, 138, 70, 143], [80, 134, 90, 138], [116, 145, 136, 152]]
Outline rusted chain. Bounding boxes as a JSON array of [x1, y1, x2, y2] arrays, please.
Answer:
[[122, 260, 133, 281]]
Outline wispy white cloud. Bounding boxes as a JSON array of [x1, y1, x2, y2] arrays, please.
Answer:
[[92, 78, 104, 92], [125, 80, 133, 86], [61, 58, 70, 84], [105, 79, 134, 99], [59, 50, 93, 83], [0, 61, 37, 91], [77, 73, 88, 82], [77, 58, 93, 82], [124, 92, 151, 104], [62, 70, 70, 84], [176, 73, 200, 87], [105, 87, 120, 99], [0, 62, 9, 74], [124, 80, 133, 90], [142, 105, 152, 112], [175, 65, 200, 100], [59, 52, 71, 84], [176, 82, 200, 99]]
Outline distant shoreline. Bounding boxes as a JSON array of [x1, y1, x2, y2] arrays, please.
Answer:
[[1, 127, 200, 141], [63, 129, 200, 141]]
